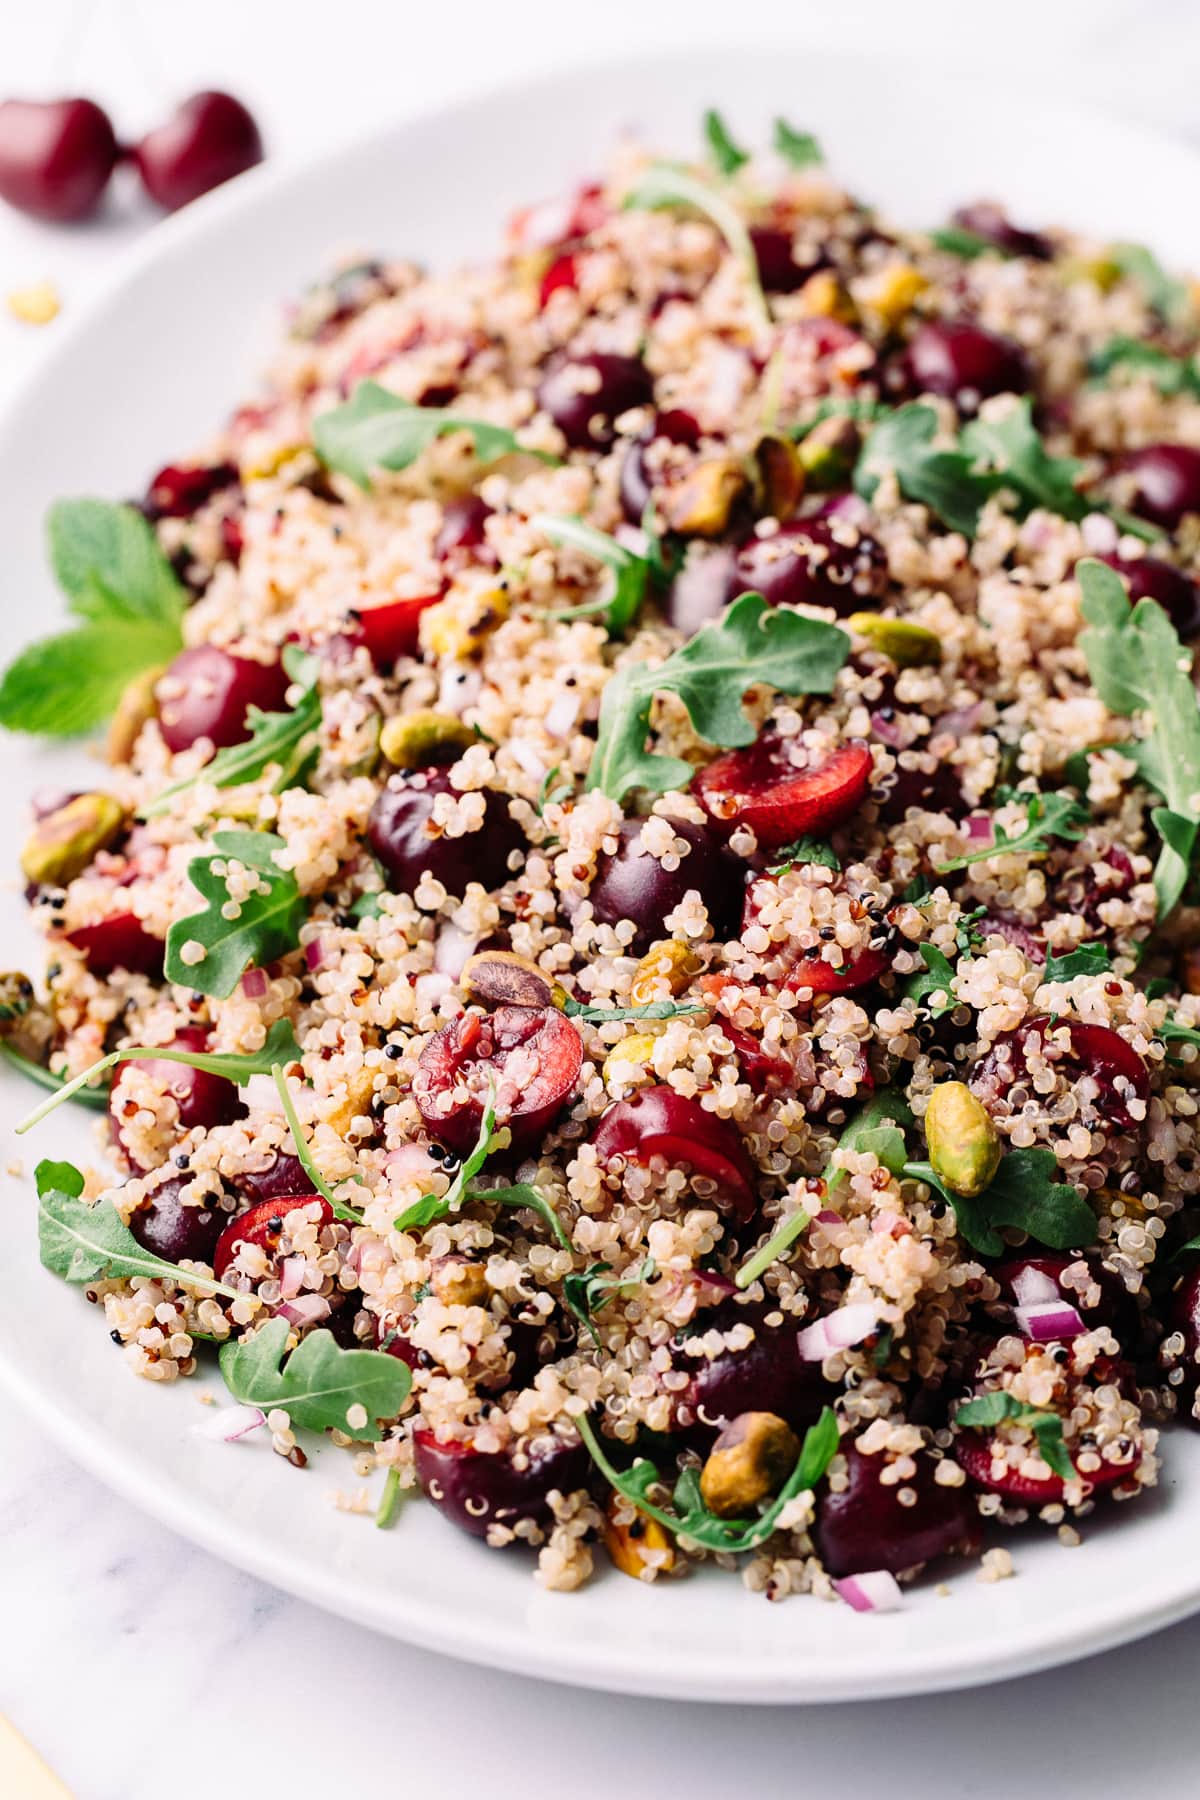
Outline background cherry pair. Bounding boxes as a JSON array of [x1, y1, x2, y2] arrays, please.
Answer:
[[0, 90, 263, 222]]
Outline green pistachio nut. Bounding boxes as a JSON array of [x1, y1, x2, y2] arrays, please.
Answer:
[[379, 709, 475, 770], [849, 612, 942, 669], [20, 793, 126, 886], [925, 1080, 1001, 1198], [796, 415, 861, 490]]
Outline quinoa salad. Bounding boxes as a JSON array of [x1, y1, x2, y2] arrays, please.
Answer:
[[7, 109, 1200, 1612]]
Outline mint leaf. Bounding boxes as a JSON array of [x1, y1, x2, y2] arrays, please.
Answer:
[[961, 398, 1088, 521], [36, 1158, 240, 1299], [1043, 943, 1112, 983], [219, 1317, 410, 1441], [703, 109, 748, 175], [901, 942, 959, 1017], [47, 498, 186, 629], [767, 835, 840, 875], [773, 119, 823, 168], [934, 790, 1089, 872], [575, 1404, 838, 1554], [1089, 336, 1200, 398], [855, 403, 992, 536], [1078, 556, 1200, 920], [165, 830, 308, 998], [1108, 242, 1192, 325], [313, 381, 554, 489], [624, 164, 769, 333], [587, 591, 849, 803], [535, 514, 654, 635], [955, 1391, 1075, 1483], [140, 645, 321, 820]]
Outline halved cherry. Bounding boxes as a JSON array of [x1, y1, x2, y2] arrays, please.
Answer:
[[351, 592, 443, 668], [674, 1296, 832, 1435], [109, 1026, 242, 1171], [955, 1429, 1140, 1504], [693, 735, 872, 851], [66, 913, 164, 977], [413, 1426, 588, 1541], [237, 1152, 317, 1205], [988, 1253, 1141, 1345], [212, 1195, 334, 1280], [414, 1004, 583, 1155], [971, 1014, 1149, 1131], [590, 1085, 757, 1221], [720, 1022, 793, 1095], [816, 1440, 981, 1576], [784, 943, 890, 998], [127, 1174, 226, 1266]]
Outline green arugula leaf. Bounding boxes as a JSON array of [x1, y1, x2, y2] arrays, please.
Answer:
[[1107, 241, 1192, 325], [1157, 1015, 1200, 1058], [772, 119, 823, 168], [165, 830, 308, 999], [928, 225, 996, 260], [535, 513, 655, 635], [955, 1390, 1075, 1483], [961, 397, 1088, 521], [393, 1088, 571, 1249], [901, 942, 959, 1018], [934, 790, 1089, 873], [855, 403, 993, 536], [219, 1316, 410, 1440], [36, 1158, 241, 1299], [560, 996, 705, 1024], [575, 1404, 839, 1554], [1078, 556, 1200, 920], [790, 396, 888, 441], [375, 1466, 403, 1529], [623, 164, 770, 332], [767, 835, 841, 875], [15, 1017, 304, 1135], [140, 645, 321, 820], [1089, 336, 1200, 398], [562, 1256, 657, 1347], [702, 108, 748, 175], [1043, 943, 1112, 983], [736, 1091, 913, 1288], [907, 1147, 1095, 1257], [270, 1066, 362, 1225], [313, 381, 555, 489], [955, 906, 987, 957], [0, 500, 187, 737], [0, 1042, 110, 1111], [587, 591, 849, 803]]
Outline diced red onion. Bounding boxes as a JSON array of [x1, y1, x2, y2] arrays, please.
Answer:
[[797, 1302, 880, 1361], [813, 1209, 842, 1226], [279, 1255, 306, 1301], [703, 345, 750, 418], [434, 922, 476, 979], [507, 738, 547, 782], [544, 691, 579, 740], [242, 1072, 287, 1114], [276, 1294, 332, 1328], [305, 936, 325, 972], [1015, 1300, 1084, 1342], [385, 1142, 441, 1178], [821, 492, 872, 528], [438, 666, 482, 714], [965, 813, 993, 844], [1081, 512, 1120, 553], [512, 194, 575, 250], [934, 703, 981, 738], [241, 967, 269, 998], [193, 1403, 266, 1443], [870, 710, 903, 748], [834, 1570, 905, 1613], [1011, 1266, 1060, 1308]]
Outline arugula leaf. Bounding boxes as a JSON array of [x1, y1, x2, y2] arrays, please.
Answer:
[[575, 1404, 838, 1554], [587, 591, 849, 803], [0, 1042, 110, 1111], [1078, 556, 1200, 920], [270, 1066, 362, 1225], [855, 403, 993, 536], [955, 1390, 1075, 1483], [1157, 1015, 1200, 1058], [140, 646, 321, 820], [900, 943, 959, 1018], [15, 1017, 304, 1135], [560, 996, 705, 1024], [623, 164, 770, 333], [535, 514, 655, 635], [165, 830, 308, 998], [736, 1091, 913, 1288], [961, 398, 1088, 521], [0, 500, 186, 737], [1089, 336, 1200, 398], [1108, 241, 1192, 325], [1043, 943, 1112, 983], [929, 225, 996, 260], [36, 1159, 241, 1299], [790, 396, 888, 441], [955, 906, 987, 957], [375, 1466, 403, 1529], [219, 1316, 410, 1440], [934, 790, 1089, 873], [313, 381, 554, 489], [773, 119, 823, 168], [393, 1088, 571, 1249], [563, 1256, 656, 1347], [702, 108, 748, 175], [907, 1147, 1095, 1257], [767, 835, 841, 875]]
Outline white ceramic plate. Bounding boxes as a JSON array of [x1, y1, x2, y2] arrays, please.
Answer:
[[3, 47, 1200, 1703]]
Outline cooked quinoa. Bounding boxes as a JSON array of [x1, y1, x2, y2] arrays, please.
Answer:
[[12, 116, 1200, 1605]]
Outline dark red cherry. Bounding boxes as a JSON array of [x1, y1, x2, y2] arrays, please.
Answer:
[[413, 1426, 587, 1541], [212, 1195, 333, 1280], [351, 593, 443, 667], [1093, 553, 1200, 637], [733, 517, 888, 617], [590, 1086, 757, 1220], [749, 226, 820, 293], [66, 913, 164, 977], [949, 202, 1052, 261], [414, 1005, 583, 1155], [536, 353, 653, 449], [109, 1027, 242, 1171], [236, 1152, 317, 1206], [675, 1297, 832, 1435], [367, 769, 524, 899], [816, 1440, 980, 1576], [433, 496, 493, 562], [971, 1015, 1149, 1133], [0, 98, 118, 222], [144, 461, 239, 521], [128, 1174, 225, 1267], [619, 409, 701, 524], [588, 817, 741, 953], [1116, 444, 1200, 530], [157, 646, 290, 753], [135, 91, 264, 212], [905, 321, 1032, 412], [693, 735, 873, 850]]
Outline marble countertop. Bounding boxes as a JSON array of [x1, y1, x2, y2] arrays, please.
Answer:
[[6, 5, 1200, 1793]]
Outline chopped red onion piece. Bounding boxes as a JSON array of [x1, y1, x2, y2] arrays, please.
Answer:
[[797, 1302, 880, 1361], [241, 967, 269, 998], [870, 710, 903, 747], [1015, 1300, 1084, 1342], [434, 921, 476, 978], [305, 936, 325, 972], [279, 1255, 306, 1300], [965, 813, 993, 844], [834, 1570, 905, 1613], [276, 1294, 332, 1328], [193, 1403, 267, 1443], [813, 1209, 842, 1226]]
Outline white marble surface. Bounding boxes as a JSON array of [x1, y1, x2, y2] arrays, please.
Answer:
[[7, 4, 1200, 1793]]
